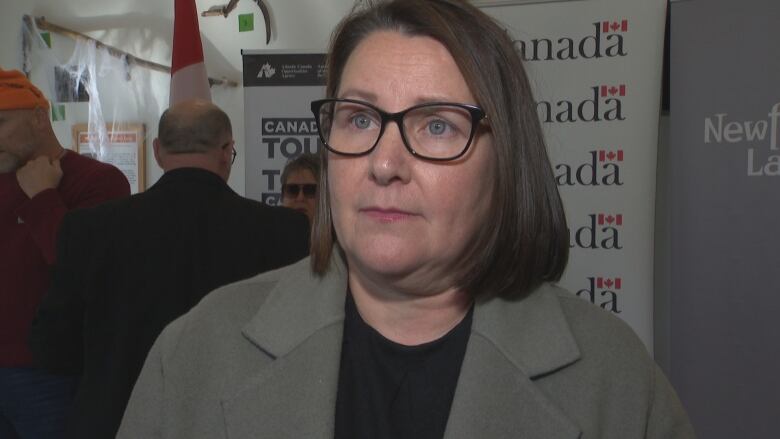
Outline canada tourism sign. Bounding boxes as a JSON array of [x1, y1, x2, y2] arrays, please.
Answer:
[[243, 51, 326, 205]]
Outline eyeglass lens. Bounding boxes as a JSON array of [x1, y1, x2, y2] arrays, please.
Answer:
[[317, 101, 476, 160], [283, 184, 317, 198]]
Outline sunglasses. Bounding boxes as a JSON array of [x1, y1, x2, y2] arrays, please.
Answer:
[[282, 183, 317, 198]]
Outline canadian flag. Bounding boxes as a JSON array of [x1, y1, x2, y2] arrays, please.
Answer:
[[170, 0, 211, 105]]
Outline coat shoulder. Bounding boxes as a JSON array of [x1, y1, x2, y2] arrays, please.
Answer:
[[542, 285, 695, 438], [154, 260, 312, 361], [148, 260, 313, 408], [547, 284, 650, 362], [171, 260, 307, 338]]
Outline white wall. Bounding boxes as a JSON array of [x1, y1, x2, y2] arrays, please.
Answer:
[[0, 0, 353, 194]]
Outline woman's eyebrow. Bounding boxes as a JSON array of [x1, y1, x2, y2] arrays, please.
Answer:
[[337, 88, 378, 102]]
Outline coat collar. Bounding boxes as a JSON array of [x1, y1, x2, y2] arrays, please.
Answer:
[[222, 258, 347, 439], [226, 257, 582, 438], [445, 290, 582, 438], [150, 168, 230, 192], [472, 287, 581, 378], [241, 257, 348, 358]]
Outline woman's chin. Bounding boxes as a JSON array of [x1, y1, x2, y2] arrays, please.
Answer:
[[346, 246, 422, 280]]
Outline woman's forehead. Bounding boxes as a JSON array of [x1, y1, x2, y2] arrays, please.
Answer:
[[286, 169, 317, 183], [337, 31, 476, 107]]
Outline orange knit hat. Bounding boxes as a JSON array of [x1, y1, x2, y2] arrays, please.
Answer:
[[0, 68, 50, 111]]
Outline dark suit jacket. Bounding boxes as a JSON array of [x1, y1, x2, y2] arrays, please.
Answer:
[[29, 167, 309, 439]]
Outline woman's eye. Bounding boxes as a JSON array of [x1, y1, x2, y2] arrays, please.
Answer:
[[427, 119, 450, 135], [351, 114, 373, 129]]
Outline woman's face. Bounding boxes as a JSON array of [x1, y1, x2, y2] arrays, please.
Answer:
[[328, 31, 495, 294], [281, 168, 318, 222]]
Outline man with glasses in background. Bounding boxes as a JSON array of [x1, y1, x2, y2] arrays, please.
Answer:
[[280, 152, 320, 224], [29, 99, 310, 439]]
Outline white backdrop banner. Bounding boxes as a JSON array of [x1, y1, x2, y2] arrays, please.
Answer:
[[243, 0, 667, 348], [243, 51, 326, 205], [484, 0, 667, 349]]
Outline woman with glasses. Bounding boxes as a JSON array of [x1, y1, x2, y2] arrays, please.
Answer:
[[280, 153, 320, 223], [118, 1, 695, 438]]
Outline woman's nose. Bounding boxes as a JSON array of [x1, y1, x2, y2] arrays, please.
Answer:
[[368, 121, 411, 186]]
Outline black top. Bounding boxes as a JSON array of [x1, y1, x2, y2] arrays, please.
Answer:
[[335, 292, 473, 439]]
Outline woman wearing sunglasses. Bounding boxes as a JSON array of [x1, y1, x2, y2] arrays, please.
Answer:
[[280, 153, 320, 223]]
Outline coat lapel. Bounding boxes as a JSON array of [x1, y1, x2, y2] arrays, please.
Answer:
[[220, 258, 583, 439], [220, 259, 348, 439], [444, 286, 583, 439], [220, 323, 343, 439]]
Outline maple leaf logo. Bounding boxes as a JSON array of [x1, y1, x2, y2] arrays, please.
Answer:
[[598, 150, 624, 162], [596, 277, 623, 289], [600, 85, 627, 97], [597, 214, 623, 226], [602, 20, 628, 33]]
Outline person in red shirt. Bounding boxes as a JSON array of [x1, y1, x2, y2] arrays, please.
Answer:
[[0, 68, 129, 438]]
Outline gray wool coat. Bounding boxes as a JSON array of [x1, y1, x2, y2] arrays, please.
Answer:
[[117, 258, 695, 439]]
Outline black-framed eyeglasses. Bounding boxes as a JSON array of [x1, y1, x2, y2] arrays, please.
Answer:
[[231, 146, 237, 164], [311, 98, 487, 162], [282, 183, 317, 199]]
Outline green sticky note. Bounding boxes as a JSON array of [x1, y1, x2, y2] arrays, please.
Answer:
[[40, 32, 51, 48], [51, 104, 66, 122], [238, 13, 254, 32]]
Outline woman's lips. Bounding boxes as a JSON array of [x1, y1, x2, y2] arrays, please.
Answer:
[[360, 207, 415, 222]]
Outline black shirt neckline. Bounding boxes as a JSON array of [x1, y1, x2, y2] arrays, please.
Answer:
[[334, 291, 474, 439]]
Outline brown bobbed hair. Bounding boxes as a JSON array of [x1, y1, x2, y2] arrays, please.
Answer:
[[311, 0, 569, 298]]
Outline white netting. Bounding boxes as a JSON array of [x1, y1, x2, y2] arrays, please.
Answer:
[[20, 16, 238, 193]]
